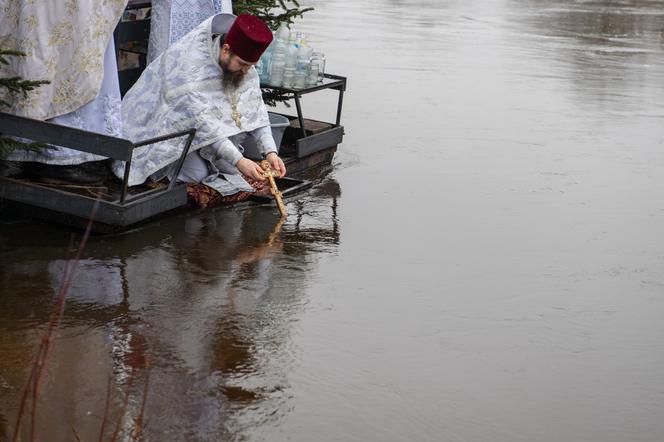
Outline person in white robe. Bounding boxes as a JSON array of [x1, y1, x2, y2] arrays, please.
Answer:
[[0, 1, 127, 173], [114, 13, 286, 197]]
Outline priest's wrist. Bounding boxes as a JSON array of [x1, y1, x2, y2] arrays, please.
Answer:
[[263, 151, 278, 159]]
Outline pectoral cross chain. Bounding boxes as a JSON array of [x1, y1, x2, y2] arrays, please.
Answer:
[[231, 103, 242, 129]]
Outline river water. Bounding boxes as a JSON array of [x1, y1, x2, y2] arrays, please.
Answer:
[[1, 1, 664, 440]]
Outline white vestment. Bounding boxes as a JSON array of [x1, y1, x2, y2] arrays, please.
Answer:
[[0, 1, 126, 164], [0, 0, 127, 120], [4, 39, 123, 165], [114, 14, 276, 195]]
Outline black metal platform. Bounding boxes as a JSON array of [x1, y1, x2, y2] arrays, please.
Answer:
[[0, 112, 195, 230]]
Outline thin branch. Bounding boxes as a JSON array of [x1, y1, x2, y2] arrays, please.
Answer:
[[11, 350, 39, 442], [72, 426, 82, 442], [99, 376, 113, 442], [132, 361, 151, 440], [11, 198, 100, 442]]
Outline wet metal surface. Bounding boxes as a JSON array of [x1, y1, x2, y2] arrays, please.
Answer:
[[1, 1, 664, 440]]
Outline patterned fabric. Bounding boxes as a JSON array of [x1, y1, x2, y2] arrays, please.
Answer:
[[147, 0, 170, 65], [113, 14, 270, 187], [147, 0, 232, 63], [0, 0, 127, 120], [5, 39, 123, 165], [169, 0, 217, 45], [186, 174, 268, 207]]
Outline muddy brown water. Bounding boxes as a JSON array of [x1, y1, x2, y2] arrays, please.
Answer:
[[1, 1, 664, 440]]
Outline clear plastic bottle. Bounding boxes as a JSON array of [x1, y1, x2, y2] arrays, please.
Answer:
[[296, 41, 313, 73], [285, 44, 298, 69], [282, 67, 295, 89], [295, 32, 305, 47], [256, 58, 265, 81], [272, 38, 286, 57], [269, 54, 285, 87], [258, 49, 272, 83], [294, 70, 306, 89], [287, 31, 298, 48], [276, 25, 290, 43], [310, 52, 325, 84], [306, 64, 319, 86]]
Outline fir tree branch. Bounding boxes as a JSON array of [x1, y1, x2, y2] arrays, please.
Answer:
[[0, 77, 50, 97], [1, 48, 50, 112], [0, 49, 26, 66], [234, 0, 314, 30], [262, 88, 294, 107], [0, 137, 46, 159], [1, 48, 50, 159]]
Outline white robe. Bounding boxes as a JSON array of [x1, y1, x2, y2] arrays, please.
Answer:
[[0, 1, 126, 164], [0, 0, 127, 120], [4, 39, 123, 165]]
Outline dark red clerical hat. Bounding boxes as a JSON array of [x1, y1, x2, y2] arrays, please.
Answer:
[[225, 14, 273, 63]]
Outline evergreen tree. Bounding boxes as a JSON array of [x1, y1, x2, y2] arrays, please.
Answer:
[[234, 0, 313, 30], [0, 49, 49, 158]]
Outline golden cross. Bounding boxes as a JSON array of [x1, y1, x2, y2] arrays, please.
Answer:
[[260, 160, 287, 218]]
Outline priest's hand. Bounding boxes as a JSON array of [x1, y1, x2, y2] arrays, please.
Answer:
[[265, 152, 286, 178], [236, 158, 266, 181]]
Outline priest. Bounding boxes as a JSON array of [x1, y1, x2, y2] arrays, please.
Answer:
[[114, 13, 287, 197]]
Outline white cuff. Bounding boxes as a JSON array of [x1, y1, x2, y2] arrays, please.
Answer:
[[209, 138, 243, 165], [252, 125, 278, 157]]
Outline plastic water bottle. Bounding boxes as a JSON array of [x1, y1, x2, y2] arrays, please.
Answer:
[[257, 49, 272, 83], [285, 44, 298, 69], [269, 53, 285, 87], [306, 64, 319, 86], [310, 52, 325, 84], [287, 31, 298, 48], [295, 32, 305, 47], [294, 70, 306, 89], [276, 25, 290, 43], [282, 67, 295, 89], [296, 41, 312, 73], [273, 38, 286, 57]]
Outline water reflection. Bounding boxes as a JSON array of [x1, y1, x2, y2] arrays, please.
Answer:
[[0, 177, 341, 440]]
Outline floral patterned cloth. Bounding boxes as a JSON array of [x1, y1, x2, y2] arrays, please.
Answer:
[[0, 0, 127, 120], [186, 174, 268, 207], [4, 39, 123, 165]]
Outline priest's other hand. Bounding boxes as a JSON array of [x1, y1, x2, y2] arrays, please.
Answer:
[[265, 152, 286, 178], [237, 158, 266, 181]]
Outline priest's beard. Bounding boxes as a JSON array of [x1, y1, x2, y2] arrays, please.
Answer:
[[220, 59, 245, 89], [222, 69, 245, 88]]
